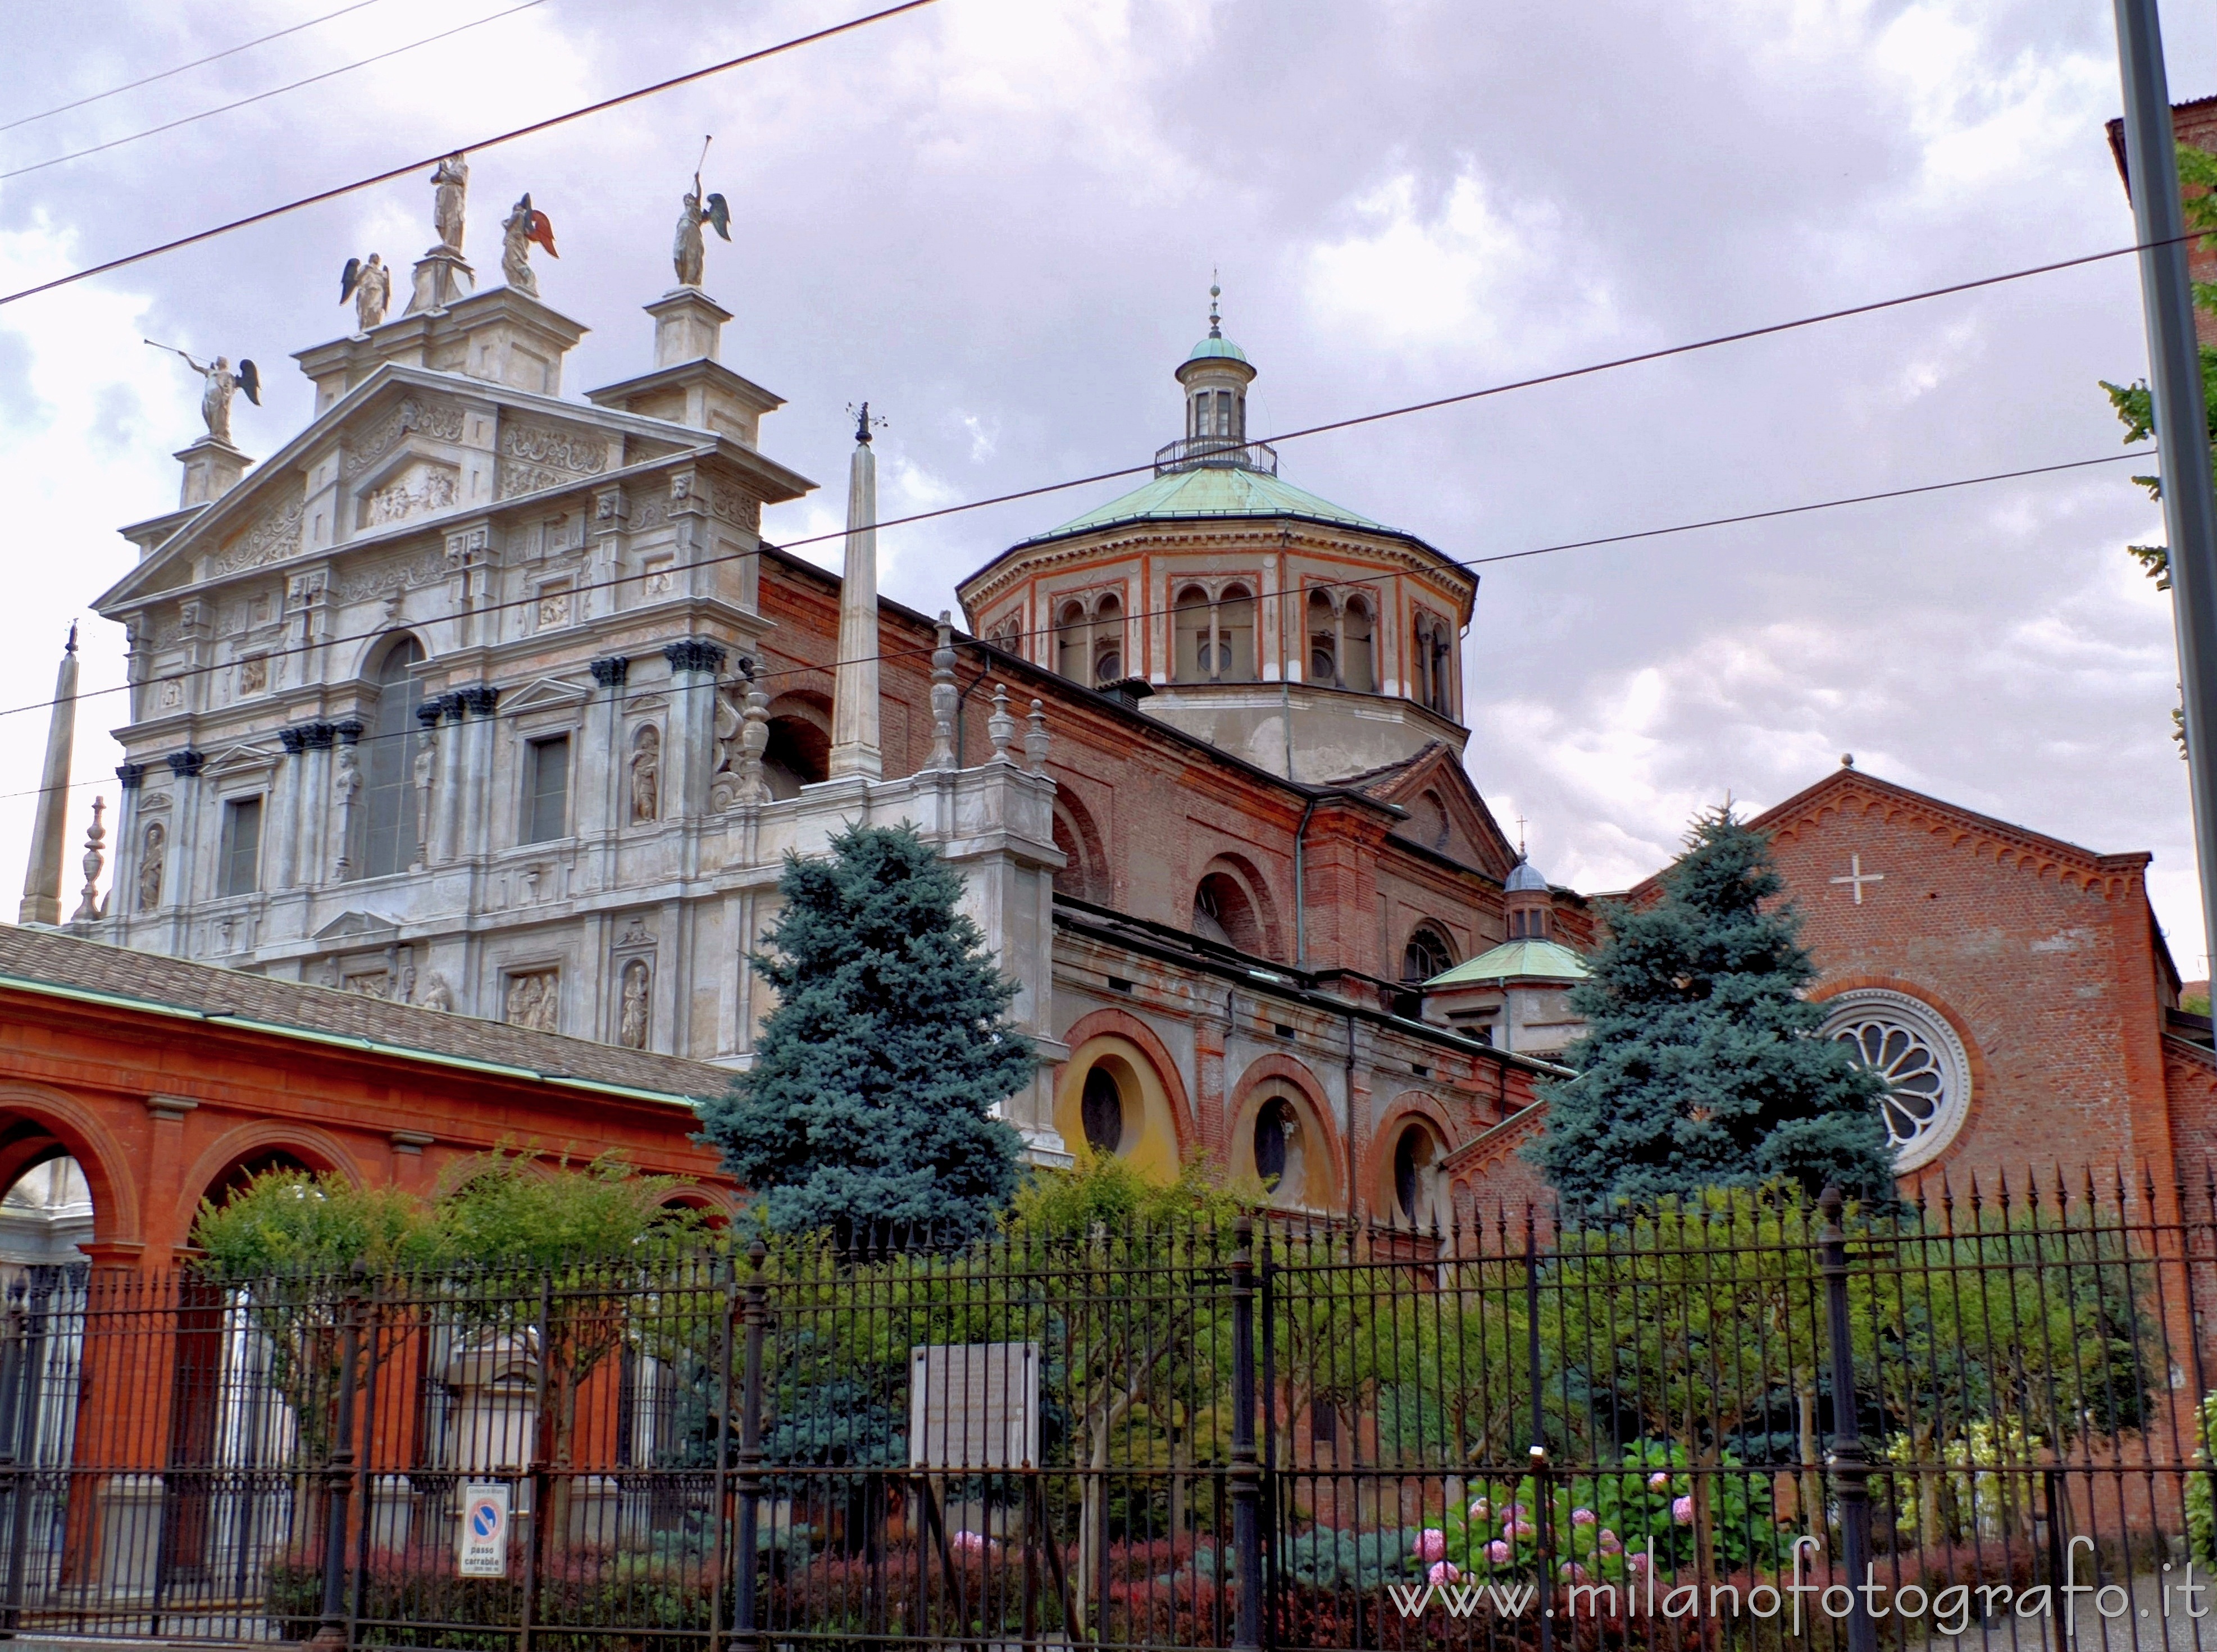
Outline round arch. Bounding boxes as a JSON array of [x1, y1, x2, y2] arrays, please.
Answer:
[[1051, 789, 1110, 905], [1364, 1093, 1458, 1230], [1226, 1054, 1343, 1212], [344, 627, 429, 686], [1193, 852, 1284, 962], [1055, 1020, 1190, 1182], [172, 1121, 367, 1239], [0, 1083, 142, 1251]]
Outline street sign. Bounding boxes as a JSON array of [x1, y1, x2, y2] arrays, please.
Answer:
[[908, 1342, 1039, 1471], [457, 1481, 511, 1578]]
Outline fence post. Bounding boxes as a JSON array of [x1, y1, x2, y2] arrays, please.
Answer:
[[0, 1280, 26, 1639], [518, 1273, 553, 1652], [1818, 1186, 1877, 1652], [1523, 1219, 1551, 1652], [1230, 1214, 1262, 1651], [733, 1239, 768, 1652], [309, 1268, 365, 1652]]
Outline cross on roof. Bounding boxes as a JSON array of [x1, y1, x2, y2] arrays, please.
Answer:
[[1830, 853, 1885, 905]]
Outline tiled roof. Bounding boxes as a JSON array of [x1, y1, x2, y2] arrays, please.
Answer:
[[1027, 464, 1388, 541], [0, 925, 731, 1104], [1427, 938, 1590, 988]]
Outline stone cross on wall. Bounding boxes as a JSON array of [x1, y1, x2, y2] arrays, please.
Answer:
[[1830, 853, 1885, 905]]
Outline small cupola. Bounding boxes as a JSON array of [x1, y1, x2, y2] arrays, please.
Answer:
[[1504, 857, 1554, 940], [1170, 284, 1258, 459]]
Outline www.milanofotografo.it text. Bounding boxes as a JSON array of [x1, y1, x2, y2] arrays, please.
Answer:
[[1386, 1538, 2209, 1636]]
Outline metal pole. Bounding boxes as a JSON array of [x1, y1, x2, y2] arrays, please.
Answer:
[[1818, 1188, 1877, 1652], [2115, 0, 2217, 970], [1229, 1215, 1262, 1651]]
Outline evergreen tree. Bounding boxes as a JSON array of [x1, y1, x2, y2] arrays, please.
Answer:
[[1529, 805, 1895, 1210], [698, 822, 1031, 1245]]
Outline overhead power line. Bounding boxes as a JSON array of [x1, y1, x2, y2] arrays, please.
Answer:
[[0, 0, 944, 311], [0, 0, 552, 183], [0, 0, 394, 134], [0, 448, 2142, 803]]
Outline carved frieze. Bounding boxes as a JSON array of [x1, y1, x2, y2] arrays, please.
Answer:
[[360, 463, 458, 526], [335, 547, 448, 605], [345, 397, 467, 479], [502, 421, 609, 476], [206, 488, 308, 577], [499, 461, 566, 500], [710, 482, 761, 530]]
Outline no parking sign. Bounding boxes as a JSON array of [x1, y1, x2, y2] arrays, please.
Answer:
[[457, 1482, 510, 1578]]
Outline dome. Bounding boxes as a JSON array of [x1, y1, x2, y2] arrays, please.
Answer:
[[1186, 333, 1249, 365], [1504, 859, 1550, 894]]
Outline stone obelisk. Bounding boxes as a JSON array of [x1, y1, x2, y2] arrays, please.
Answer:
[[18, 626, 79, 925], [828, 406, 882, 781]]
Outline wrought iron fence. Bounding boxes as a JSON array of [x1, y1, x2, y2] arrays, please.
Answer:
[[4, 1171, 2217, 1650]]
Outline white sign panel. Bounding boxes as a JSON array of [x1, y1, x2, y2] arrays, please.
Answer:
[[456, 1481, 511, 1578], [908, 1342, 1040, 1471]]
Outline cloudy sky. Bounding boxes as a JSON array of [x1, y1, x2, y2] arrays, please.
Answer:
[[1, 0, 2209, 965]]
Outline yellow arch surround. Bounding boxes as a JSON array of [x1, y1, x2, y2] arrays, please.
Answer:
[[1055, 1034, 1181, 1184]]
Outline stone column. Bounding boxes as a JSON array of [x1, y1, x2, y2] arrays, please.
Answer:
[[829, 422, 882, 780], [661, 641, 724, 818], [584, 657, 631, 839], [165, 749, 206, 930], [459, 687, 499, 858], [268, 728, 304, 889], [296, 724, 334, 888], [435, 695, 466, 863], [331, 720, 365, 881], [110, 763, 146, 940], [412, 703, 443, 870]]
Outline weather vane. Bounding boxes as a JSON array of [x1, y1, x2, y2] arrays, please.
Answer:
[[846, 401, 889, 445]]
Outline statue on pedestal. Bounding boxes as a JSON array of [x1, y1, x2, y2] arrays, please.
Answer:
[[340, 253, 391, 331], [431, 153, 469, 251], [148, 342, 260, 445], [500, 193, 558, 296], [672, 138, 731, 288]]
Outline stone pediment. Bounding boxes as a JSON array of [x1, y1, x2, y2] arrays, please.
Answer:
[[502, 676, 594, 717], [1338, 741, 1517, 877], [203, 741, 284, 777], [314, 909, 402, 945]]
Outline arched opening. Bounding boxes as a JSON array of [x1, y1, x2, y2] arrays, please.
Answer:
[[1055, 600, 1089, 683], [0, 1155, 92, 1272], [1051, 794, 1108, 904], [1194, 872, 1260, 954], [1307, 590, 1337, 685], [1055, 1039, 1181, 1179], [1091, 593, 1123, 686], [1390, 1121, 1444, 1228], [1343, 598, 1375, 693], [763, 718, 829, 799], [1216, 585, 1255, 681], [362, 635, 426, 878], [1401, 926, 1454, 985], [1173, 586, 1212, 682]]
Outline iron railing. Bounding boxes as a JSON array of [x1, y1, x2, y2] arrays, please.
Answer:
[[1153, 438, 1280, 476], [6, 1169, 2217, 1649]]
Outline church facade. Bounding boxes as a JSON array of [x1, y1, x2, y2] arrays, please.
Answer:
[[10, 162, 2210, 1240]]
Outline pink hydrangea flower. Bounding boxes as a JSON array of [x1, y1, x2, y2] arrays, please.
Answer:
[[1648, 1471, 1672, 1491], [1415, 1528, 1446, 1562], [1597, 1530, 1622, 1553], [1672, 1495, 1695, 1526], [1428, 1560, 1462, 1585], [1626, 1549, 1648, 1571], [1512, 1520, 1536, 1539], [1503, 1501, 1524, 1519], [951, 1530, 988, 1552], [1467, 1498, 1490, 1521], [1570, 1508, 1596, 1526], [1486, 1540, 1512, 1564]]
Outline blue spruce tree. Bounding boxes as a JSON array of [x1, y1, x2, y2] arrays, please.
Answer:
[[1529, 805, 1895, 1210], [698, 823, 1030, 1245]]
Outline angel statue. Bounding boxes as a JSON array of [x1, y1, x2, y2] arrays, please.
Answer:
[[148, 342, 260, 444], [672, 139, 731, 288], [430, 153, 469, 251], [500, 193, 558, 295], [340, 252, 391, 331]]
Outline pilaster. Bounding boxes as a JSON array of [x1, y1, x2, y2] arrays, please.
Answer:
[[662, 640, 725, 820]]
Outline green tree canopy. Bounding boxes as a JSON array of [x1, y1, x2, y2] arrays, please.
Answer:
[[1528, 805, 1895, 1210], [698, 822, 1031, 1247]]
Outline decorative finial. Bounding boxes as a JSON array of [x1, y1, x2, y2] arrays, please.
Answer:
[[71, 797, 106, 922], [1025, 698, 1051, 776], [927, 612, 958, 770], [986, 683, 1017, 763], [848, 401, 887, 446], [1841, 752, 1855, 768], [66, 622, 76, 654], [1208, 271, 1222, 339], [1515, 813, 1526, 858]]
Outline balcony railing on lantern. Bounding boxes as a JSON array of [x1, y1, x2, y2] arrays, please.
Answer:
[[1153, 435, 1280, 476]]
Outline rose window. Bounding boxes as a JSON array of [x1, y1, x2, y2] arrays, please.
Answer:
[[1819, 989, 1972, 1172]]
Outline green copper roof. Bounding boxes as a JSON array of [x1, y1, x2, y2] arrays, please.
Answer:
[[1030, 464, 1387, 541], [1186, 334, 1249, 364], [1426, 938, 1590, 988]]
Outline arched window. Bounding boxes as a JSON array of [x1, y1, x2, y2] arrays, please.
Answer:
[[762, 717, 828, 799], [1173, 586, 1212, 682], [1343, 598, 1376, 693], [1253, 1096, 1308, 1202], [1308, 590, 1338, 685], [1391, 1122, 1442, 1227], [1194, 871, 1261, 954], [361, 635, 425, 878], [1092, 593, 1123, 686], [1401, 927, 1454, 985], [1056, 600, 1089, 682], [1216, 585, 1255, 681], [1081, 1064, 1127, 1156]]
